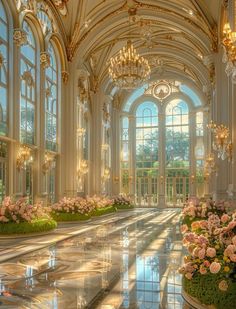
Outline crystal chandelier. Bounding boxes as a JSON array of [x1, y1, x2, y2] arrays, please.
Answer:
[[109, 40, 151, 89], [207, 121, 233, 161]]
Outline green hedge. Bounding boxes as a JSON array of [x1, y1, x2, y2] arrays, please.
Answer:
[[91, 205, 116, 217], [51, 212, 91, 222], [114, 203, 134, 210], [0, 218, 57, 235], [183, 273, 236, 309]]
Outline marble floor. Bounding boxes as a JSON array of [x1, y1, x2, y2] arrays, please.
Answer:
[[0, 209, 193, 309]]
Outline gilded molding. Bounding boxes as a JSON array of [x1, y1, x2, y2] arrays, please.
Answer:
[[62, 71, 69, 84], [13, 29, 27, 47]]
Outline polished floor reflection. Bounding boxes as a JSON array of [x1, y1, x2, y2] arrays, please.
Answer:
[[0, 209, 192, 308]]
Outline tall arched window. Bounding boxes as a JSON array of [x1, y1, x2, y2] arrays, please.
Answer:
[[165, 100, 189, 203], [121, 116, 129, 194], [136, 102, 158, 201], [0, 0, 8, 135], [45, 42, 58, 152], [20, 21, 36, 145]]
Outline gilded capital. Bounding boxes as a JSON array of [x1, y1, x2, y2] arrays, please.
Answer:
[[13, 29, 27, 47]]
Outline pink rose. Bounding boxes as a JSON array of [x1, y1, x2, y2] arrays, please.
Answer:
[[218, 280, 228, 292], [181, 224, 188, 234], [204, 260, 210, 267], [199, 265, 207, 275], [232, 236, 236, 246], [221, 214, 230, 223], [224, 244, 236, 256], [209, 262, 221, 274], [198, 248, 206, 259], [191, 221, 200, 230], [206, 247, 216, 258], [230, 254, 236, 262]]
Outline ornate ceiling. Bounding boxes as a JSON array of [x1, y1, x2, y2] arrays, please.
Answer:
[[50, 0, 223, 96]]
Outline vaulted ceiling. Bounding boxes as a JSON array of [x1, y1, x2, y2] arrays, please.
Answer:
[[51, 0, 223, 96]]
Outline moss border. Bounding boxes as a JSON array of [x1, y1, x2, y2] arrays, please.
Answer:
[[91, 205, 116, 217], [51, 212, 91, 222], [0, 218, 57, 235], [183, 273, 236, 309]]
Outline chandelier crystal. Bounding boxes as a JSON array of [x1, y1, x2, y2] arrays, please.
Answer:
[[109, 40, 151, 89]]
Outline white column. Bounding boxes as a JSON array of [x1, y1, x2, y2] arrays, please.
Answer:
[[213, 52, 230, 199]]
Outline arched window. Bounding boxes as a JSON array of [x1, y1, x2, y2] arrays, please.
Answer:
[[0, 0, 8, 135], [165, 100, 189, 203], [121, 116, 129, 194], [136, 102, 158, 201], [45, 42, 58, 152], [20, 21, 37, 145]]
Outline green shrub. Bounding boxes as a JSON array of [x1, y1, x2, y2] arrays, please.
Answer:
[[51, 212, 91, 222], [91, 206, 116, 217], [114, 203, 134, 210], [183, 273, 236, 309], [0, 218, 57, 235]]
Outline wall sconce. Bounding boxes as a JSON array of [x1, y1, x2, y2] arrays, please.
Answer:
[[113, 176, 119, 184], [42, 152, 55, 174], [160, 175, 164, 184], [190, 174, 195, 184], [16, 145, 33, 170], [77, 128, 86, 137], [103, 168, 110, 180], [128, 175, 133, 183], [101, 143, 109, 151], [207, 121, 233, 162], [78, 160, 89, 175]]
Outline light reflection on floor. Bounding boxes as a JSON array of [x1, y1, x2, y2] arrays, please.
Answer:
[[0, 209, 193, 308]]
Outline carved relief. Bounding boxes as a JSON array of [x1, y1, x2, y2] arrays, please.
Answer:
[[15, 0, 35, 12], [22, 71, 34, 87], [40, 52, 50, 69], [13, 29, 27, 47]]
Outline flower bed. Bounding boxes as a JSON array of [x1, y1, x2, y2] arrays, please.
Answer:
[[179, 199, 236, 309], [0, 197, 57, 234], [112, 195, 134, 209], [0, 218, 57, 235], [51, 196, 115, 221]]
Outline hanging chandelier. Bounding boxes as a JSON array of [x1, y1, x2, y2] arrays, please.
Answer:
[[108, 40, 151, 89]]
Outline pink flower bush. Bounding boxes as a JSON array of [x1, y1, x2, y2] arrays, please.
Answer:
[[51, 195, 114, 215], [0, 197, 50, 224], [181, 199, 230, 232], [112, 195, 132, 207], [179, 200, 236, 292]]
